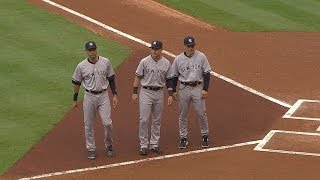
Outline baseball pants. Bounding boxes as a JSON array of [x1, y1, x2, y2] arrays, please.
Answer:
[[178, 83, 209, 138], [139, 88, 164, 149], [83, 91, 113, 151]]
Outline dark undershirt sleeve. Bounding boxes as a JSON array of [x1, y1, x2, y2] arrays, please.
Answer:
[[171, 77, 178, 92], [203, 72, 210, 91], [72, 79, 81, 85], [165, 78, 172, 89], [107, 75, 117, 95]]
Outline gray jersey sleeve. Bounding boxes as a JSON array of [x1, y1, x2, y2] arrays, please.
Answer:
[[202, 54, 211, 73], [106, 60, 115, 78], [165, 62, 172, 79], [72, 64, 83, 83], [135, 60, 144, 78], [169, 58, 179, 78]]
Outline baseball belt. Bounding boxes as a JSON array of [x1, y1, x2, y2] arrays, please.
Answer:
[[181, 81, 201, 87], [142, 86, 163, 91], [85, 89, 107, 94]]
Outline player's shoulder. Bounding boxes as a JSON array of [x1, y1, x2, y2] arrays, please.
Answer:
[[176, 52, 185, 58], [97, 56, 114, 67], [161, 56, 170, 63], [194, 50, 208, 60], [195, 50, 205, 57], [99, 56, 110, 63], [173, 52, 185, 61], [77, 58, 89, 66], [140, 55, 152, 63]]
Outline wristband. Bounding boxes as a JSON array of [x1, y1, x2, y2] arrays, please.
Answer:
[[132, 87, 138, 94], [73, 93, 79, 101]]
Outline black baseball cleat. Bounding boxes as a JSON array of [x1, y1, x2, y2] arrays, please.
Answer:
[[140, 148, 148, 155], [150, 147, 162, 154], [106, 145, 114, 157], [201, 135, 210, 148], [88, 150, 96, 160], [178, 138, 188, 149]]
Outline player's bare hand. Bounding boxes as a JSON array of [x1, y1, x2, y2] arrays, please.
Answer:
[[132, 94, 138, 104], [168, 96, 173, 106], [72, 101, 78, 108], [112, 95, 118, 108], [201, 90, 208, 99], [173, 92, 178, 101]]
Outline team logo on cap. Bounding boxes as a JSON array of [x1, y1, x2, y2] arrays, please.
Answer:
[[89, 43, 93, 46], [188, 39, 193, 43], [153, 41, 157, 45]]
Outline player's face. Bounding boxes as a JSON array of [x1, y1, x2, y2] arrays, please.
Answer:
[[86, 48, 97, 59], [184, 44, 195, 56], [151, 48, 162, 60]]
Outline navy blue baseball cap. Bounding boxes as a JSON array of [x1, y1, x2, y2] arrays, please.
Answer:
[[150, 40, 163, 49], [85, 41, 97, 50], [184, 36, 195, 46]]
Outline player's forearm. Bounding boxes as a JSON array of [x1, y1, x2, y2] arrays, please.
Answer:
[[165, 79, 174, 96], [109, 80, 117, 95], [73, 84, 81, 101], [73, 84, 80, 93], [108, 75, 117, 95], [133, 76, 141, 87], [203, 72, 210, 91], [132, 76, 141, 94], [171, 77, 178, 92]]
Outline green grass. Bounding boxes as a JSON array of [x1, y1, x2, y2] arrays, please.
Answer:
[[0, 0, 131, 175], [159, 0, 320, 31]]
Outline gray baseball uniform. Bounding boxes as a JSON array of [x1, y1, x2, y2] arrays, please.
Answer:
[[72, 56, 115, 151], [135, 55, 171, 149], [170, 50, 211, 138]]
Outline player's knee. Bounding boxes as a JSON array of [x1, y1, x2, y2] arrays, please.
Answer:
[[139, 118, 148, 125], [84, 126, 91, 131], [102, 119, 112, 127]]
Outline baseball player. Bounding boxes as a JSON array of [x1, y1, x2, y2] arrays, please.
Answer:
[[132, 40, 172, 155], [168, 36, 211, 149], [72, 41, 118, 160]]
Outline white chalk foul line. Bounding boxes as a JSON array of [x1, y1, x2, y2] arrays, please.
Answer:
[[42, 0, 292, 109], [211, 72, 291, 108], [42, 0, 176, 57], [19, 140, 261, 180]]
